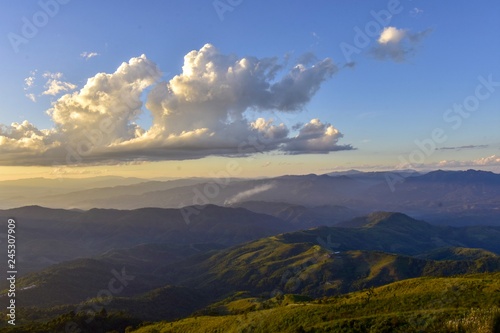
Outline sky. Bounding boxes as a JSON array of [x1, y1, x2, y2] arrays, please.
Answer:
[[0, 0, 499, 180]]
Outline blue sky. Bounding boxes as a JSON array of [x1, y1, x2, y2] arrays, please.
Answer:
[[0, 0, 499, 179]]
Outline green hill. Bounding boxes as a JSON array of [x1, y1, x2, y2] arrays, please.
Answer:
[[417, 247, 498, 261], [168, 237, 500, 299], [8, 212, 500, 309], [12, 236, 500, 310], [6, 273, 500, 333], [299, 212, 500, 255], [131, 273, 500, 333], [4, 212, 500, 332]]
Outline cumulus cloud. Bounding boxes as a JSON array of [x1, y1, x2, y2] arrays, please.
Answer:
[[41, 72, 77, 96], [0, 121, 58, 165], [284, 119, 353, 153], [475, 155, 500, 166], [0, 44, 352, 166], [378, 27, 406, 44], [436, 155, 500, 168], [81, 51, 100, 60], [24, 70, 37, 102], [23, 70, 77, 101], [49, 55, 160, 141], [370, 26, 432, 62]]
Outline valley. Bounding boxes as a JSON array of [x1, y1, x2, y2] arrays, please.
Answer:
[[1, 171, 500, 332]]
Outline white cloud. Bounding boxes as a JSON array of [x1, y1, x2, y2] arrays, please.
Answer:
[[49, 54, 160, 143], [431, 155, 500, 168], [26, 93, 36, 103], [284, 119, 352, 153], [23, 70, 77, 100], [370, 26, 432, 62], [225, 183, 275, 205], [475, 155, 500, 166], [378, 27, 406, 44], [24, 73, 36, 89], [41, 72, 77, 96], [42, 80, 77, 96], [0, 45, 352, 166], [0, 121, 58, 165], [251, 118, 289, 140], [24, 70, 38, 102], [81, 51, 100, 60], [42, 72, 62, 79]]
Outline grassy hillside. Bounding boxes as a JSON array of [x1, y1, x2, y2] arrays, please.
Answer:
[[171, 237, 500, 298], [417, 247, 498, 261], [131, 273, 500, 333], [4, 212, 500, 332], [12, 236, 500, 310], [298, 212, 500, 255], [6, 273, 500, 332], [8, 212, 500, 309]]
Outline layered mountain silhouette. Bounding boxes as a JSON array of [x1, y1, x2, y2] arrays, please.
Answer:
[[2, 170, 499, 226], [0, 205, 292, 274], [1, 170, 500, 332], [7, 212, 500, 314]]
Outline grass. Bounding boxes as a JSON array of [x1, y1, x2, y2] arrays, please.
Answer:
[[131, 272, 500, 333]]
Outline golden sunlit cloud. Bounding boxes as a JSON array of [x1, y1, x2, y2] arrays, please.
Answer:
[[0, 44, 353, 167]]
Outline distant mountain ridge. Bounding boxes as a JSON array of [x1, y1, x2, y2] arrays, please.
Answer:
[[2, 169, 498, 227], [0, 204, 294, 275], [335, 211, 432, 230], [409, 169, 500, 184], [229, 201, 359, 227]]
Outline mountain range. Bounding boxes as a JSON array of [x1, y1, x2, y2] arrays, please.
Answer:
[[0, 205, 291, 275], [1, 169, 500, 332], [4, 212, 500, 319], [2, 169, 499, 226]]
